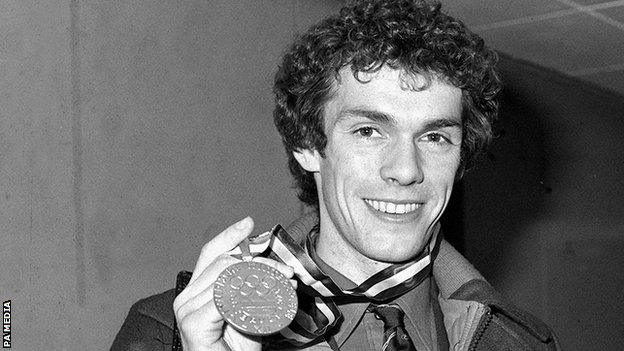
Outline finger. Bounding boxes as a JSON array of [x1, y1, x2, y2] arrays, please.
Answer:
[[175, 282, 215, 321], [252, 256, 295, 278], [222, 326, 261, 350], [177, 254, 239, 304], [178, 290, 263, 351], [191, 217, 254, 284], [176, 294, 225, 346]]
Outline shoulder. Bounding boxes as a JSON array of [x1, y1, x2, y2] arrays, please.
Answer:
[[110, 289, 177, 351], [432, 240, 559, 350], [450, 279, 560, 351], [129, 289, 177, 330]]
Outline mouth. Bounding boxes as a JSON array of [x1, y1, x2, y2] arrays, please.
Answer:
[[363, 199, 422, 214]]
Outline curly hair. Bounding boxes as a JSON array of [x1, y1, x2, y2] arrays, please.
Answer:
[[273, 0, 501, 208]]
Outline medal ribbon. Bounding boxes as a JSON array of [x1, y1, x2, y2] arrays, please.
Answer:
[[237, 222, 441, 347]]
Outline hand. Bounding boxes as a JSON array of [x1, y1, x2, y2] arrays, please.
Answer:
[[173, 217, 296, 351]]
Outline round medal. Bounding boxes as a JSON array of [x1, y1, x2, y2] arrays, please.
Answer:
[[213, 261, 298, 335]]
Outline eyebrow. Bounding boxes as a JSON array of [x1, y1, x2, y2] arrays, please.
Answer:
[[335, 108, 461, 131], [422, 117, 462, 130], [334, 108, 397, 127]]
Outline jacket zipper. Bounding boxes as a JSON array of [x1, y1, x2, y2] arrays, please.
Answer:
[[467, 309, 492, 351]]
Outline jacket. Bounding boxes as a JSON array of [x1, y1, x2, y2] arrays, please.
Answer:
[[111, 214, 559, 351]]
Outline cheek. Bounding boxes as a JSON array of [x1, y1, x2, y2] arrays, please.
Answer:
[[426, 151, 461, 180], [321, 145, 369, 186], [318, 158, 371, 214], [320, 166, 352, 204], [317, 158, 343, 204]]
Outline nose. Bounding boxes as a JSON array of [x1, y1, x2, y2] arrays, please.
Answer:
[[380, 140, 424, 186]]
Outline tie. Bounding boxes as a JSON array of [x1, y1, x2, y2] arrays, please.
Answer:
[[370, 304, 417, 351]]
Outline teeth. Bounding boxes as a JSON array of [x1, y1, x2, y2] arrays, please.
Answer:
[[386, 202, 396, 213], [364, 199, 420, 214]]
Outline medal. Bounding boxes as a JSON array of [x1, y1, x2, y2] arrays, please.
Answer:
[[213, 236, 298, 335]]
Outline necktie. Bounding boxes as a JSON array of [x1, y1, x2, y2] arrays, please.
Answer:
[[370, 304, 417, 351]]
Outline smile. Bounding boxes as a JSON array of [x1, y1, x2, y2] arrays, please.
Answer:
[[364, 199, 422, 214]]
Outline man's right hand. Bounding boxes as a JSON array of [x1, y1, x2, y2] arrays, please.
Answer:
[[173, 217, 296, 351]]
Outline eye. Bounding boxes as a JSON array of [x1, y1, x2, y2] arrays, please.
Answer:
[[422, 132, 449, 143], [354, 126, 380, 138]]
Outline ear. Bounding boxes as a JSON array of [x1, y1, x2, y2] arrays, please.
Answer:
[[293, 148, 321, 172]]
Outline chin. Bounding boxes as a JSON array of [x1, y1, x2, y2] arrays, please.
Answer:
[[364, 246, 421, 264]]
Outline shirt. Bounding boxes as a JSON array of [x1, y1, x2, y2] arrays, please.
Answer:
[[308, 237, 449, 351]]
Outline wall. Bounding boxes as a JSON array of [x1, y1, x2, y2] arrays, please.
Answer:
[[0, 1, 341, 350], [462, 55, 624, 350]]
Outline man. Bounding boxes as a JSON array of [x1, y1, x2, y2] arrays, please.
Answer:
[[112, 0, 559, 350]]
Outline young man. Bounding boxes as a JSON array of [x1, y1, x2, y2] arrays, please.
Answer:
[[112, 1, 559, 350]]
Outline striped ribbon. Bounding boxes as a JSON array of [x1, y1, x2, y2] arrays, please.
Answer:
[[231, 222, 441, 347]]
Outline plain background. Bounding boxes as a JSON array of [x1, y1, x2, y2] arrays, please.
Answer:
[[1, 1, 623, 350]]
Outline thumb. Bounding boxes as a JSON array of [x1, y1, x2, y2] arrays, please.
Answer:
[[190, 217, 254, 283]]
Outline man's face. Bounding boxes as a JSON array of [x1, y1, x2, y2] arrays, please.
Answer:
[[295, 66, 462, 269]]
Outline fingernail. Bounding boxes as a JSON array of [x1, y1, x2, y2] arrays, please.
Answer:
[[234, 217, 251, 230], [249, 231, 271, 244]]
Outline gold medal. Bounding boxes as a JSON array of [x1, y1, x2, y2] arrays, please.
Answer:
[[213, 237, 298, 335]]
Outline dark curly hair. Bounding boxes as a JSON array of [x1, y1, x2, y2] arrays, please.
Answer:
[[273, 0, 501, 208]]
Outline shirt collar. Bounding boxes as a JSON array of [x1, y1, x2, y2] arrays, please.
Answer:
[[329, 273, 436, 348]]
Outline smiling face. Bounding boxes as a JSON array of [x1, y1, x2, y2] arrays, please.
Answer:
[[293, 66, 463, 281]]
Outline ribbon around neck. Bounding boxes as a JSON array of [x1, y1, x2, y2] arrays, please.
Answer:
[[226, 222, 442, 347]]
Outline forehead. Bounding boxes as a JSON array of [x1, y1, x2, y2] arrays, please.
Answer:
[[324, 66, 462, 128]]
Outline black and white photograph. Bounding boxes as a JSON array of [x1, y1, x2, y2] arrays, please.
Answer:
[[1, 1, 623, 350]]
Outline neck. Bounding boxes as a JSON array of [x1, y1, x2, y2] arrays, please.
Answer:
[[315, 214, 392, 285]]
